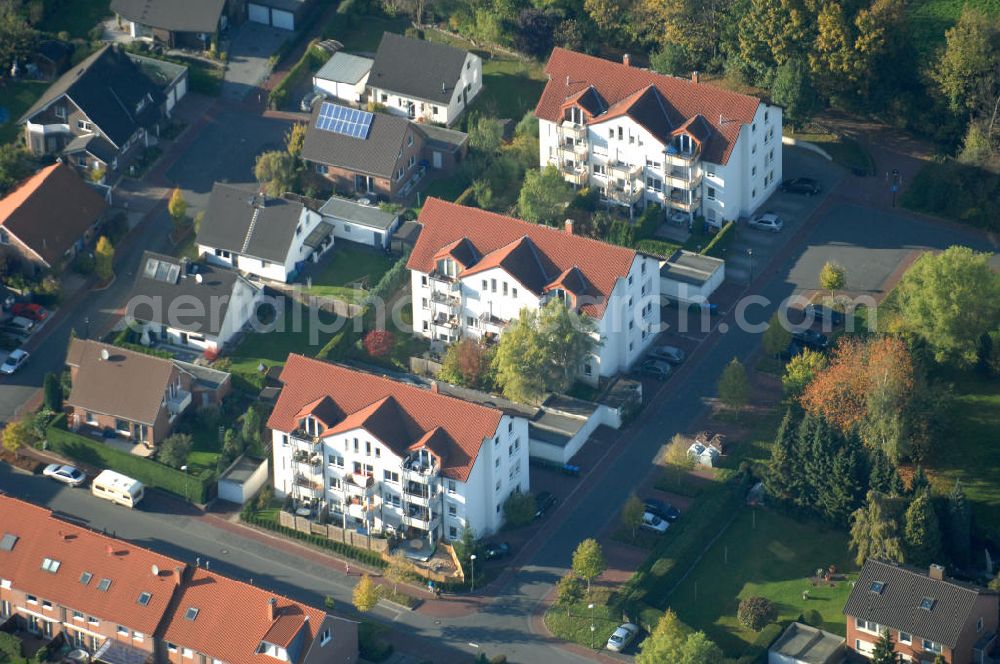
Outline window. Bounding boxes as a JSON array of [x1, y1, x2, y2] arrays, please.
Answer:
[[133, 631, 143, 642], [618, 127, 623, 140], [503, 282, 508, 296], [899, 631, 911, 644], [41, 558, 61, 573], [185, 607, 199, 621], [467, 316, 475, 327], [397, 166, 404, 180], [855, 618, 880, 633], [315, 164, 327, 174], [329, 454, 344, 467], [449, 526, 457, 538], [77, 156, 87, 168], [41, 600, 52, 610], [765, 110, 769, 122], [752, 189, 757, 198], [707, 187, 716, 201], [512, 287, 518, 298], [608, 128, 613, 139], [88, 616, 99, 625], [72, 611, 83, 621], [407, 133, 413, 147], [115, 419, 129, 432], [491, 279, 497, 293], [421, 276, 428, 287], [375, 447, 381, 458], [383, 470, 399, 483], [646, 177, 662, 192], [329, 477, 341, 490], [593, 163, 606, 176], [751, 166, 756, 176], [495, 480, 501, 491], [321, 628, 332, 646], [447, 480, 456, 494], [448, 504, 457, 516], [495, 457, 500, 468], [167, 643, 178, 653], [137, 592, 152, 606], [919, 597, 936, 611], [432, 105, 439, 114], [922, 640, 942, 653], [408, 155, 415, 168], [752, 123, 757, 132], [869, 581, 886, 594], [380, 93, 388, 102], [752, 144, 757, 154], [97, 578, 112, 592], [421, 297, 429, 310], [54, 106, 66, 119], [584, 362, 592, 376], [365, 441, 371, 456], [481, 279, 488, 290]]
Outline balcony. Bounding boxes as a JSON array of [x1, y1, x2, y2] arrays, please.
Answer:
[[664, 145, 701, 167], [432, 313, 459, 329], [345, 473, 377, 496], [402, 506, 440, 531], [403, 483, 436, 506], [430, 290, 461, 307], [557, 121, 587, 142], [429, 270, 457, 284], [292, 450, 322, 468], [605, 182, 644, 206], [664, 167, 703, 190], [478, 311, 507, 330], [666, 191, 702, 213], [25, 120, 70, 136], [293, 475, 324, 494], [403, 455, 439, 482], [560, 166, 588, 186], [608, 161, 642, 179], [557, 139, 588, 159], [166, 389, 191, 417]]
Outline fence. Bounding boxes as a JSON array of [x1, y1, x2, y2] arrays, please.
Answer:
[[279, 510, 391, 553], [241, 511, 387, 568], [409, 356, 443, 377]]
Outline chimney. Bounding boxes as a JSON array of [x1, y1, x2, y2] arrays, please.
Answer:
[[564, 219, 574, 235], [174, 566, 184, 586], [565, 75, 570, 87], [622, 54, 631, 67], [430, 381, 439, 394], [441, 82, 446, 94], [692, 71, 700, 84], [929, 564, 945, 581], [268, 598, 278, 622]]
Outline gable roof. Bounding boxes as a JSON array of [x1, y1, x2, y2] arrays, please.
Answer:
[[111, 0, 226, 33], [0, 496, 183, 636], [268, 355, 504, 481], [127, 251, 256, 336], [21, 45, 165, 148], [536, 48, 763, 165], [315, 52, 373, 85], [62, 133, 119, 164], [301, 104, 416, 179], [198, 183, 307, 263], [407, 198, 639, 319], [65, 339, 181, 425], [369, 32, 470, 105], [843, 559, 997, 648], [0, 163, 107, 267]]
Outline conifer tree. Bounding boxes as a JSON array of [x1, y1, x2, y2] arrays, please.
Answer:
[[947, 480, 972, 566]]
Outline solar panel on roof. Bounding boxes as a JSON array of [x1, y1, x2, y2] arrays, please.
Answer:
[[315, 101, 373, 140]]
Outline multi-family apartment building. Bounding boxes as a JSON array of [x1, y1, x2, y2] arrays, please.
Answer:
[[535, 48, 783, 227], [844, 559, 998, 663], [407, 198, 661, 383], [0, 495, 358, 663], [268, 354, 531, 544]]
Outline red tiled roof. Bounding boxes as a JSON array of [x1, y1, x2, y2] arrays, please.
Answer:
[[160, 567, 327, 664], [407, 198, 638, 319], [0, 496, 184, 636], [536, 48, 763, 165], [267, 355, 504, 481]]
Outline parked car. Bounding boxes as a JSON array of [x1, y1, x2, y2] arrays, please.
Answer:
[[0, 349, 29, 374], [535, 491, 556, 518], [804, 303, 845, 326], [641, 512, 669, 534], [644, 498, 680, 521], [7, 316, 34, 333], [648, 345, 685, 365], [793, 328, 829, 349], [638, 359, 672, 380], [747, 212, 784, 233], [42, 464, 87, 488], [10, 303, 47, 321], [300, 90, 323, 112], [781, 177, 822, 195], [483, 542, 511, 560], [606, 623, 640, 652]]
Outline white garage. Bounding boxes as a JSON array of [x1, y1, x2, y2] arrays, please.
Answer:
[[217, 455, 269, 505], [247, 0, 303, 30], [313, 52, 373, 104], [660, 250, 725, 304]]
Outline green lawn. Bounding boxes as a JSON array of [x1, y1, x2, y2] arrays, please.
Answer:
[[38, 0, 111, 38], [908, 0, 1000, 59], [422, 174, 472, 202], [785, 128, 875, 174], [668, 510, 856, 657], [322, 15, 408, 52], [306, 245, 395, 303], [473, 58, 547, 121], [0, 81, 48, 145], [544, 588, 624, 651]]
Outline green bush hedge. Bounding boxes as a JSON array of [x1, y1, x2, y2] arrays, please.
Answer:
[[269, 42, 326, 109], [635, 239, 680, 258], [46, 415, 215, 502], [735, 621, 786, 664], [700, 220, 736, 258], [366, 253, 410, 304], [240, 511, 387, 567]]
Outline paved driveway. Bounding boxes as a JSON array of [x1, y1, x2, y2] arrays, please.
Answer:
[[221, 22, 290, 102]]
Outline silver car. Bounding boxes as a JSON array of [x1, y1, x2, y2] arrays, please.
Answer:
[[748, 212, 784, 232], [638, 359, 672, 379], [606, 623, 639, 652], [0, 349, 29, 375], [43, 464, 87, 487]]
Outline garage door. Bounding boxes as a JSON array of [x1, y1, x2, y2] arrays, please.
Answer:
[[248, 3, 270, 24], [271, 9, 295, 29]]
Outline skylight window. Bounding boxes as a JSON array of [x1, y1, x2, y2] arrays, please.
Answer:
[[97, 578, 112, 592], [870, 581, 886, 594], [80, 571, 93, 585], [0, 533, 17, 551], [184, 607, 199, 621], [920, 597, 936, 611], [40, 557, 61, 573], [137, 592, 152, 606]]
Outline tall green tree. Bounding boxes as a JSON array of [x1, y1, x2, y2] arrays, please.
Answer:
[[0, 1, 36, 77], [782, 348, 827, 397], [254, 151, 296, 197], [636, 609, 687, 664], [946, 480, 972, 566], [517, 165, 574, 226], [818, 442, 864, 525], [0, 145, 33, 194], [95, 236, 114, 282], [909, 465, 930, 495], [932, 7, 1000, 124], [677, 631, 725, 664], [850, 490, 904, 565], [468, 115, 504, 155], [819, 261, 846, 294], [571, 538, 605, 596], [761, 312, 792, 358], [717, 357, 750, 410], [43, 372, 62, 412], [168, 188, 188, 225], [764, 410, 798, 503], [352, 574, 380, 612], [621, 493, 645, 540], [870, 629, 899, 664], [904, 490, 943, 567], [242, 406, 262, 451], [895, 247, 1000, 367], [771, 58, 817, 129], [554, 573, 583, 616]]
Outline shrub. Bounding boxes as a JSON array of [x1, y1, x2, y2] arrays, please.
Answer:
[[503, 491, 536, 528], [737, 596, 778, 631], [363, 330, 394, 357], [701, 220, 736, 257]]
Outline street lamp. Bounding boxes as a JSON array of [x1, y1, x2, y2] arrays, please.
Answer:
[[589, 602, 596, 649], [84, 317, 90, 339], [181, 465, 189, 502], [469, 554, 477, 592], [747, 248, 753, 283]]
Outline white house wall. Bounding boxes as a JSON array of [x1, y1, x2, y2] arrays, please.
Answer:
[[315, 75, 369, 104], [370, 53, 482, 126]]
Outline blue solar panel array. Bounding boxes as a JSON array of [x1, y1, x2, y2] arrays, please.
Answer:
[[315, 102, 373, 139]]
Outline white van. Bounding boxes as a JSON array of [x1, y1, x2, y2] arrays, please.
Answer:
[[91, 470, 144, 508]]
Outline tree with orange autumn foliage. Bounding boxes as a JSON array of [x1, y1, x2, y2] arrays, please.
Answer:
[[800, 336, 915, 461]]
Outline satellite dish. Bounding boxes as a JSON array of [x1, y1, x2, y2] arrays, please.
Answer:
[[195, 274, 203, 284], [151, 564, 159, 576], [100, 349, 110, 361]]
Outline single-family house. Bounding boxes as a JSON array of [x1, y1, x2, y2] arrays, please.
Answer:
[[368, 33, 482, 127], [126, 251, 264, 355], [313, 52, 373, 104], [844, 560, 999, 663], [318, 196, 400, 250], [768, 622, 845, 664], [197, 183, 332, 283], [110, 0, 237, 48], [19, 45, 183, 175], [660, 250, 725, 304], [65, 339, 231, 447], [0, 163, 108, 275], [535, 48, 782, 225]]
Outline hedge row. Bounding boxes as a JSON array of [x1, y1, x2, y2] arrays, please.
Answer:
[[735, 621, 786, 664], [46, 415, 215, 502], [269, 42, 326, 109], [365, 252, 410, 305], [700, 220, 736, 258], [623, 480, 744, 608], [240, 512, 387, 568]]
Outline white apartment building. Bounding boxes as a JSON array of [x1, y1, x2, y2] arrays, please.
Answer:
[[407, 199, 662, 384], [536, 48, 783, 227], [269, 355, 531, 544]]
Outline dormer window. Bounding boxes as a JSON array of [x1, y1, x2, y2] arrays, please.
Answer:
[[565, 106, 584, 125], [436, 258, 458, 278]]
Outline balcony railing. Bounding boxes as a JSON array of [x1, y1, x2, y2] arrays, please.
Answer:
[[292, 450, 322, 467], [430, 290, 461, 307], [605, 182, 644, 205], [560, 167, 588, 186], [557, 140, 588, 158], [664, 168, 703, 190], [478, 312, 507, 330], [432, 313, 459, 329], [293, 475, 323, 493], [166, 389, 192, 417], [429, 270, 457, 284], [402, 507, 439, 531], [666, 192, 703, 213], [557, 121, 587, 142], [608, 161, 642, 179], [345, 473, 376, 496], [664, 146, 701, 166]]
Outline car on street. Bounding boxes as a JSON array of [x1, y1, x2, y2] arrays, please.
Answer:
[[648, 345, 685, 365], [606, 623, 640, 653], [638, 359, 672, 380], [0, 349, 30, 375], [10, 303, 47, 321], [300, 90, 323, 112], [535, 491, 556, 518], [7, 316, 34, 333], [747, 212, 784, 233], [781, 177, 822, 195], [641, 511, 669, 534], [42, 464, 87, 487], [483, 542, 511, 560], [804, 303, 846, 326], [644, 498, 680, 521], [793, 328, 829, 349]]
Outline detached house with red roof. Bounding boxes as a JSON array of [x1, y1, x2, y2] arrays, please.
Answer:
[[408, 198, 661, 384], [536, 48, 782, 227], [268, 354, 531, 544], [0, 495, 358, 663]]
